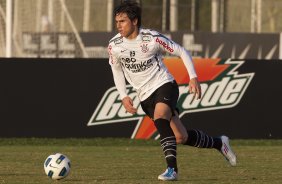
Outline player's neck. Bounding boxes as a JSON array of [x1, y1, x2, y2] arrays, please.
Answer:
[[125, 27, 139, 40]]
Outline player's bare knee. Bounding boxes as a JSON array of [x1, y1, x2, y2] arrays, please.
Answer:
[[175, 135, 187, 144], [154, 113, 170, 120]]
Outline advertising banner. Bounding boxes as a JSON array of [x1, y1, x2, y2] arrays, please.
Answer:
[[0, 58, 281, 138]]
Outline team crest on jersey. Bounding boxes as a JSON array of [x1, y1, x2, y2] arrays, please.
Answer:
[[140, 44, 149, 53]]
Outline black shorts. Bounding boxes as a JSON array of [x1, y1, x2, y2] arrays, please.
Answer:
[[140, 80, 179, 120]]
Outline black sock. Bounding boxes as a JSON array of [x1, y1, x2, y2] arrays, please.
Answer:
[[154, 118, 178, 172], [184, 129, 222, 151]]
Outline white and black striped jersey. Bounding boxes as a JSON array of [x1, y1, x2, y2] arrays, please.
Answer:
[[108, 28, 197, 101]]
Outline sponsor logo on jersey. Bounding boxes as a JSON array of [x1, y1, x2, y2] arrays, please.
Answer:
[[114, 37, 123, 45], [156, 37, 174, 52], [120, 57, 153, 73], [87, 58, 254, 139], [142, 35, 152, 43]]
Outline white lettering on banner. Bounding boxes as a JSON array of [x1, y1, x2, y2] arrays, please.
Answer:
[[22, 33, 77, 58], [220, 78, 247, 104], [201, 77, 230, 107], [182, 34, 203, 57], [87, 59, 255, 126], [41, 35, 56, 50], [59, 35, 75, 50], [96, 90, 120, 121], [180, 77, 247, 109], [117, 93, 141, 118], [87, 86, 141, 126], [22, 34, 39, 50]]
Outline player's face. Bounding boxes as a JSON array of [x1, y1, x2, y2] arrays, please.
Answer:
[[115, 13, 138, 39]]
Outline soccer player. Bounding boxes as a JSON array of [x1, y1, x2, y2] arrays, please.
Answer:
[[108, 1, 236, 181]]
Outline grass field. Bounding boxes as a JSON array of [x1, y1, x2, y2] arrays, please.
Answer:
[[0, 138, 281, 184]]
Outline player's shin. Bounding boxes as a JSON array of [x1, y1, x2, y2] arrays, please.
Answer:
[[154, 118, 178, 172], [184, 129, 222, 150]]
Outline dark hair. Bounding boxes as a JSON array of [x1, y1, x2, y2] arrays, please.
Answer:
[[114, 1, 142, 28]]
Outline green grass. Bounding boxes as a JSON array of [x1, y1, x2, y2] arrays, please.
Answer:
[[0, 138, 282, 184]]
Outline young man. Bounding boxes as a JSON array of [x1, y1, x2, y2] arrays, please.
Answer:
[[108, 1, 236, 181]]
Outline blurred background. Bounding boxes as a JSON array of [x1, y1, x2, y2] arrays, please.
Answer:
[[0, 0, 281, 58]]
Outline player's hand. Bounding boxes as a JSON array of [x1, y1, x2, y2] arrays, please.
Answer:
[[189, 77, 202, 100], [122, 96, 137, 114]]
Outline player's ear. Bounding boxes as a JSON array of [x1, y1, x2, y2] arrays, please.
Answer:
[[132, 18, 138, 26]]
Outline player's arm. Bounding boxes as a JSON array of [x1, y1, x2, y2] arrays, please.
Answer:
[[155, 34, 201, 99], [177, 47, 202, 100], [108, 45, 137, 114]]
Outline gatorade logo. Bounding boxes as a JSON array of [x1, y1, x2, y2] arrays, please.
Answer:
[[87, 58, 254, 139]]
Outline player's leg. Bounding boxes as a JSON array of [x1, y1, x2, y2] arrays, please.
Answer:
[[153, 102, 178, 181], [170, 113, 222, 148], [153, 81, 181, 181], [170, 112, 237, 166], [169, 112, 187, 144], [140, 91, 178, 181]]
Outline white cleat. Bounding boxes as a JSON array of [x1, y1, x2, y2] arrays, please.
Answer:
[[158, 167, 178, 181], [220, 135, 237, 166]]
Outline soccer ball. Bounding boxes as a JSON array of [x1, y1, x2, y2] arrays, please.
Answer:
[[44, 153, 71, 180]]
